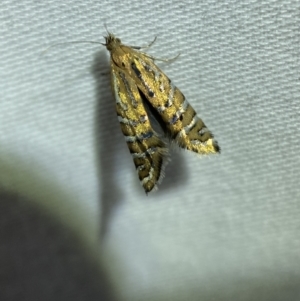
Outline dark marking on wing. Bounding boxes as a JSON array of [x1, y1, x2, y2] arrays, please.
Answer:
[[131, 62, 142, 79]]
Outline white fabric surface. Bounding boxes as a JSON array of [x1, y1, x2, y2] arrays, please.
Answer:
[[1, 0, 300, 300]]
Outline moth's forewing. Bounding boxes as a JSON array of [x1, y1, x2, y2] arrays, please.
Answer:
[[110, 62, 168, 192]]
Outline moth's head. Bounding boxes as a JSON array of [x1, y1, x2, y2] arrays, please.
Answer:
[[103, 33, 121, 51]]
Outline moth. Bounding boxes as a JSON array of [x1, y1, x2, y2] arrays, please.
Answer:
[[103, 32, 220, 193]]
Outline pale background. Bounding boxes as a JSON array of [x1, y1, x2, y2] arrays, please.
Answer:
[[1, 0, 300, 300]]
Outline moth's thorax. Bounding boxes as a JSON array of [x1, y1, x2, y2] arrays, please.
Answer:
[[104, 34, 130, 69], [104, 33, 122, 51]]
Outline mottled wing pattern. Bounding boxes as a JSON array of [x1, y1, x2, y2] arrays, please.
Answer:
[[105, 33, 219, 193], [120, 46, 220, 155], [110, 61, 168, 192]]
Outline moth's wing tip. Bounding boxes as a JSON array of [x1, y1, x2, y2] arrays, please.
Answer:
[[213, 141, 221, 153]]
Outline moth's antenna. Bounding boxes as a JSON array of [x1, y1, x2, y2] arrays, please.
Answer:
[[104, 23, 110, 35], [41, 40, 103, 56]]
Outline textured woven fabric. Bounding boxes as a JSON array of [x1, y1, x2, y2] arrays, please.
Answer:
[[1, 0, 300, 300]]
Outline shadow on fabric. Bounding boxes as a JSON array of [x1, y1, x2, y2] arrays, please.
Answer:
[[0, 189, 117, 301], [92, 49, 124, 239]]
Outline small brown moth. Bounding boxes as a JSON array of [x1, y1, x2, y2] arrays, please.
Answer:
[[103, 32, 220, 193]]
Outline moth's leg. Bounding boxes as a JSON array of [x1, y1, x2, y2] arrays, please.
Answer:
[[142, 52, 181, 63], [131, 37, 180, 63], [130, 36, 157, 50]]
